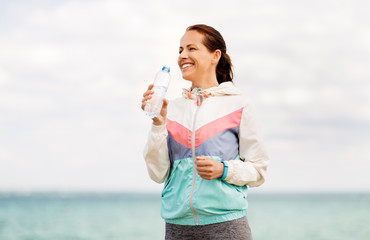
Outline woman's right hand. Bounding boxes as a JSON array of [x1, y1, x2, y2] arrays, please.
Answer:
[[141, 84, 168, 126]]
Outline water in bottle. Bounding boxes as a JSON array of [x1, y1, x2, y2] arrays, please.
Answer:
[[144, 66, 171, 118]]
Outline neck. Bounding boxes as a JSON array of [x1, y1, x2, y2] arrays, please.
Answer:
[[190, 75, 219, 90]]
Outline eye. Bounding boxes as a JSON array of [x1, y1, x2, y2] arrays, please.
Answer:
[[189, 47, 196, 51], [179, 49, 183, 54]]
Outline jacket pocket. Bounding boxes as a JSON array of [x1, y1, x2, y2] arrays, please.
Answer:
[[161, 158, 194, 220], [235, 185, 247, 199]]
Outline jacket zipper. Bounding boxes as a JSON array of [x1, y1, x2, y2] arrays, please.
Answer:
[[190, 104, 200, 225]]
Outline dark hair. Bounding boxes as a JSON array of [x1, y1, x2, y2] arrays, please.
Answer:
[[186, 24, 233, 84]]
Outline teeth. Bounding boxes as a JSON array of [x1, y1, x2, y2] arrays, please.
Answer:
[[182, 63, 192, 69]]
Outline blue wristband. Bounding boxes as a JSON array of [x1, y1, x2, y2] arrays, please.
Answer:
[[219, 161, 229, 180]]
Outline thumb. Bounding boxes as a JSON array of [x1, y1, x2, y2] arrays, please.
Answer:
[[162, 98, 169, 109], [158, 98, 168, 120]]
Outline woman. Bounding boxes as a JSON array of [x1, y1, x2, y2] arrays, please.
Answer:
[[142, 24, 269, 240]]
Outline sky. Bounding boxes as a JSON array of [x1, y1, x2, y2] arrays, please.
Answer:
[[0, 0, 369, 193]]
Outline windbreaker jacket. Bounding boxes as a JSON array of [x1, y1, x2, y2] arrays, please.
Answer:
[[144, 82, 269, 225]]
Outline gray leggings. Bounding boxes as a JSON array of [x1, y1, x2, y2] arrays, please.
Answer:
[[165, 216, 252, 240]]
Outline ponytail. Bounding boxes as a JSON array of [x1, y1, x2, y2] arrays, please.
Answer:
[[217, 52, 233, 84]]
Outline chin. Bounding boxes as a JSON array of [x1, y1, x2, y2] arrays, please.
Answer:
[[181, 71, 195, 81], [182, 75, 194, 83], [181, 73, 189, 80]]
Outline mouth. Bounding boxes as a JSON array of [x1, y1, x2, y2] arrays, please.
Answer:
[[181, 62, 194, 71]]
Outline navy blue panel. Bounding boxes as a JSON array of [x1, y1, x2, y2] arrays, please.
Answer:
[[195, 126, 240, 161], [167, 133, 193, 167]]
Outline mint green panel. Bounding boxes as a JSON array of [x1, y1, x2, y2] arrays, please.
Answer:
[[161, 158, 194, 220]]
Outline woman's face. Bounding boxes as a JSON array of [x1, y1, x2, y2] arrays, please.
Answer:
[[178, 30, 218, 82]]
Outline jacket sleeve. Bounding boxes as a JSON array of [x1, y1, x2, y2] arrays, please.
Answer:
[[224, 103, 269, 187], [143, 123, 171, 183]]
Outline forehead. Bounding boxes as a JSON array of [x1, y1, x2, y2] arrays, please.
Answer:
[[179, 30, 204, 47]]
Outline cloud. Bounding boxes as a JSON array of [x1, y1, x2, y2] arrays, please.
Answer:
[[0, 67, 10, 86], [0, 0, 369, 192]]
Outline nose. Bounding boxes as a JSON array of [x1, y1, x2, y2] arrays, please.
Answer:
[[179, 49, 188, 59]]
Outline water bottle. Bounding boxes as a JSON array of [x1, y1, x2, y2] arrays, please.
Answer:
[[144, 66, 171, 118]]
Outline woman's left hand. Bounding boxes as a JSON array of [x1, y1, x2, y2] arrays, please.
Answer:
[[195, 156, 224, 180]]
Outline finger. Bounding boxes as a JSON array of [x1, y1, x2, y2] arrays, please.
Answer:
[[141, 95, 152, 103], [198, 172, 212, 180], [196, 162, 208, 169], [196, 163, 214, 171], [147, 83, 154, 90], [158, 98, 169, 119], [143, 90, 155, 98], [159, 98, 168, 114], [195, 158, 212, 166], [195, 156, 207, 163], [141, 95, 154, 110], [142, 83, 154, 97], [162, 98, 169, 108], [197, 166, 212, 173], [196, 156, 213, 164]]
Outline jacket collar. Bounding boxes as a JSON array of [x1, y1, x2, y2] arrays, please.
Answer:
[[182, 82, 241, 106]]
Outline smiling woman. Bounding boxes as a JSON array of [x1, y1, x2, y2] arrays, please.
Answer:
[[178, 25, 233, 89], [183, 24, 233, 84], [141, 24, 269, 240]]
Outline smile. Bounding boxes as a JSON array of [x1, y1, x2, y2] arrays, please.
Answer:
[[181, 63, 194, 70]]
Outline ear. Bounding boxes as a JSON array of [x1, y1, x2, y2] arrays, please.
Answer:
[[211, 49, 221, 64]]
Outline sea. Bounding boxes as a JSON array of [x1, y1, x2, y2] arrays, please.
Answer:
[[0, 192, 369, 240]]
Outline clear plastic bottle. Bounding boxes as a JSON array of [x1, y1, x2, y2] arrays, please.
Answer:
[[144, 66, 171, 118]]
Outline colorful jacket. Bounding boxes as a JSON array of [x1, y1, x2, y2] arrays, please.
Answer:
[[144, 82, 269, 225]]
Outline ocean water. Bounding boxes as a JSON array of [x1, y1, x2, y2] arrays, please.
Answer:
[[0, 192, 369, 240]]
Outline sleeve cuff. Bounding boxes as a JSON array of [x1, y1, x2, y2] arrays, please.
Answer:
[[224, 160, 235, 181], [151, 123, 167, 132]]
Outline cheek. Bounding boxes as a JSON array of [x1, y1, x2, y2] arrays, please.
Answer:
[[199, 55, 212, 68]]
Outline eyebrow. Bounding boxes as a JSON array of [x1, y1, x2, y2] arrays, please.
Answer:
[[179, 44, 196, 49]]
